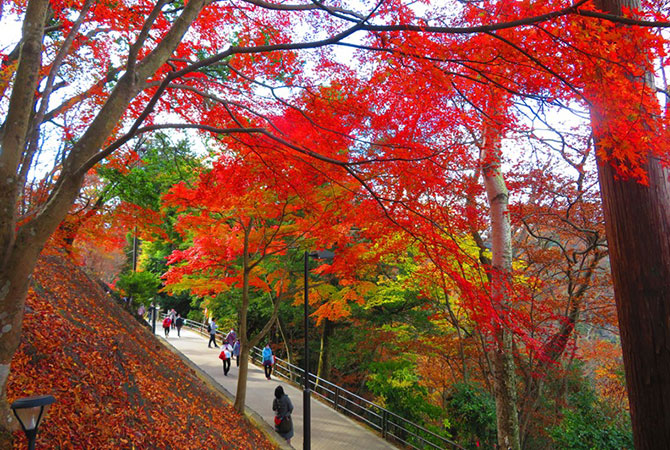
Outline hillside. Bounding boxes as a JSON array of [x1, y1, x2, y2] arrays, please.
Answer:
[[7, 253, 276, 449]]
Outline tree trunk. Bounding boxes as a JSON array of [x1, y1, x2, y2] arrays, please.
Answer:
[[481, 123, 521, 450], [234, 226, 252, 413], [233, 222, 284, 412], [0, 1, 50, 439], [596, 157, 670, 448], [315, 318, 332, 387], [276, 316, 292, 366], [590, 0, 670, 447], [234, 345, 251, 412], [0, 0, 206, 435]]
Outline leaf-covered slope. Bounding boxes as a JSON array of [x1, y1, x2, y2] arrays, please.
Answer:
[[8, 254, 276, 449]]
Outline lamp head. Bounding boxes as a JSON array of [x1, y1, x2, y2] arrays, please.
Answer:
[[11, 395, 56, 432], [308, 250, 335, 260]]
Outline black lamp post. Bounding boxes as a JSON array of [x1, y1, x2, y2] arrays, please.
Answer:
[[10, 395, 56, 450], [151, 302, 157, 335], [303, 249, 334, 450]]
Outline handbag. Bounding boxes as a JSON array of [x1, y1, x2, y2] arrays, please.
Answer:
[[278, 415, 291, 434]]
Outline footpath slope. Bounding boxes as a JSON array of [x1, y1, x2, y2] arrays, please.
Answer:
[[7, 253, 276, 449], [156, 327, 395, 450]]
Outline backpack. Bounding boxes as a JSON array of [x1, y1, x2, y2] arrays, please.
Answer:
[[206, 323, 211, 333], [162, 317, 171, 328]]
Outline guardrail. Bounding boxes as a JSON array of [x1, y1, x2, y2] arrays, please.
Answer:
[[157, 312, 463, 450]]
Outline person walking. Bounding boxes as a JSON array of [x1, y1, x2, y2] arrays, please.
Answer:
[[162, 315, 171, 338], [219, 343, 232, 376], [225, 328, 237, 346], [169, 309, 177, 329], [232, 339, 241, 367], [208, 319, 219, 348], [175, 314, 184, 337], [262, 343, 274, 380], [272, 385, 294, 445]]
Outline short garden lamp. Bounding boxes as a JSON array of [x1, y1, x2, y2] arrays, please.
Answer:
[[11, 395, 56, 450]]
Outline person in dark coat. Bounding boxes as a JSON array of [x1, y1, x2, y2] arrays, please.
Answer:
[[272, 385, 294, 445], [175, 314, 184, 337]]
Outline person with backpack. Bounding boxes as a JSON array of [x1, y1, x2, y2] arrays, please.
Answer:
[[272, 385, 294, 445], [262, 343, 274, 380], [175, 314, 184, 337], [162, 315, 171, 338], [208, 319, 219, 348], [219, 342, 232, 376]]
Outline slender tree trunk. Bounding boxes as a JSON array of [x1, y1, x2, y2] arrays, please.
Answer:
[[276, 316, 292, 366], [481, 123, 521, 450], [234, 226, 252, 412], [315, 318, 332, 387], [235, 345, 251, 411]]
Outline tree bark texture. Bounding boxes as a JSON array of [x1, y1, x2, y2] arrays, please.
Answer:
[[597, 158, 670, 448], [591, 0, 670, 446]]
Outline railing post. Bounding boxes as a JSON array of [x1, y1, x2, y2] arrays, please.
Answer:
[[382, 409, 388, 439], [334, 387, 339, 411]]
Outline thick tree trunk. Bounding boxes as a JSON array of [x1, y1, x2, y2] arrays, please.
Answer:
[[596, 158, 670, 448], [590, 0, 670, 446], [0, 1, 50, 439], [0, 0, 206, 436], [481, 124, 521, 450], [0, 241, 46, 436]]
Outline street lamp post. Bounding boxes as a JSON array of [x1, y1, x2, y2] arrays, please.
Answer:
[[151, 303, 157, 335], [303, 249, 334, 450], [10, 395, 56, 450]]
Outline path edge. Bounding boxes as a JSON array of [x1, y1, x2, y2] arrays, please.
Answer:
[[156, 336, 292, 450]]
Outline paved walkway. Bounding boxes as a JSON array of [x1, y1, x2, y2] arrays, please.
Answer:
[[155, 327, 394, 450]]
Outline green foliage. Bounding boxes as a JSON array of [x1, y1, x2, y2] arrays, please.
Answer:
[[187, 297, 205, 322], [156, 290, 193, 317], [367, 359, 441, 424], [445, 382, 497, 449], [208, 289, 242, 330], [138, 234, 194, 317], [547, 384, 633, 449], [98, 134, 201, 242], [196, 49, 231, 81], [116, 271, 161, 305]]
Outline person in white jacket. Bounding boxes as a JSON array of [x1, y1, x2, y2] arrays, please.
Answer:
[[208, 319, 219, 348]]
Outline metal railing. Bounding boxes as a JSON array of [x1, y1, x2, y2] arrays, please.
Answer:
[[248, 346, 463, 450], [157, 313, 463, 450]]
